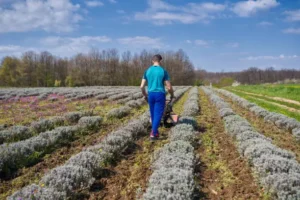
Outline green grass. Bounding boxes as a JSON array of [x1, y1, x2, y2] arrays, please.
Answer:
[[227, 84, 300, 102], [227, 89, 300, 121], [227, 88, 300, 111]]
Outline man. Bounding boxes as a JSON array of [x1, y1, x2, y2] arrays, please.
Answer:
[[140, 54, 175, 140]]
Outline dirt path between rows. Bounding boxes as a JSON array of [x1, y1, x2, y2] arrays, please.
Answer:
[[220, 93, 300, 162], [197, 88, 263, 200], [0, 106, 147, 199], [230, 89, 300, 106]]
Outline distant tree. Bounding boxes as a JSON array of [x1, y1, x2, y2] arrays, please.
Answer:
[[0, 56, 20, 86]]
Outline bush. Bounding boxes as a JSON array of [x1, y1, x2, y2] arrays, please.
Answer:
[[41, 165, 95, 195], [0, 126, 33, 144], [78, 116, 102, 131], [31, 117, 65, 133], [8, 184, 65, 200], [107, 106, 131, 119]]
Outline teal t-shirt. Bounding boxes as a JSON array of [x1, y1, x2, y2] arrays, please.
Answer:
[[143, 65, 170, 93]]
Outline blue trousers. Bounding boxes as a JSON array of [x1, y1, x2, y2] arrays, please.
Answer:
[[148, 92, 166, 135]]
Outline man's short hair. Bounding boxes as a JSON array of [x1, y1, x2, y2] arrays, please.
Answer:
[[152, 54, 162, 62]]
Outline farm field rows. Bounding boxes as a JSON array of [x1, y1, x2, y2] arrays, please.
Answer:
[[226, 85, 300, 121], [228, 84, 300, 102], [1, 86, 300, 199]]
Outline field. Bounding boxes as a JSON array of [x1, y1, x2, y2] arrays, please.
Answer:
[[226, 84, 300, 121], [1, 86, 300, 200]]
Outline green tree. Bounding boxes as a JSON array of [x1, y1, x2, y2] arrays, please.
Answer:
[[54, 80, 61, 87], [0, 56, 21, 86], [65, 76, 74, 87], [218, 77, 235, 87]]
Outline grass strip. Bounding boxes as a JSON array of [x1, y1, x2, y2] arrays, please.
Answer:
[[228, 89, 300, 111], [227, 84, 300, 102], [227, 89, 300, 121]]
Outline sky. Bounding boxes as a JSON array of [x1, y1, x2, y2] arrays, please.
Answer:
[[0, 0, 299, 72]]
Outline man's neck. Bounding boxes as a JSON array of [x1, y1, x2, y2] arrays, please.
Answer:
[[153, 62, 160, 66]]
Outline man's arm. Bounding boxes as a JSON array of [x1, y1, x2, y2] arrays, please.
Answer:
[[140, 79, 148, 100], [165, 80, 174, 98]]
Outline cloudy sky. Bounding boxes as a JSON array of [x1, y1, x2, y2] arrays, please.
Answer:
[[0, 0, 299, 72]]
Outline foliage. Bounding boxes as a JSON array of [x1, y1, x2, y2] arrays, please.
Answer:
[[0, 49, 195, 87], [54, 80, 61, 87], [196, 67, 300, 85]]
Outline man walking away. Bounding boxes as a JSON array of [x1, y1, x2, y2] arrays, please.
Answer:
[[140, 54, 175, 140]]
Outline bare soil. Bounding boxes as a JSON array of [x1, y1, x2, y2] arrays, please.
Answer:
[[196, 88, 264, 200]]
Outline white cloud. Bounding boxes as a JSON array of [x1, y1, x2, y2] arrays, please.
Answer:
[[244, 54, 298, 60], [258, 21, 273, 26], [232, 0, 279, 17], [284, 9, 300, 22], [117, 36, 162, 48], [41, 36, 111, 55], [186, 40, 192, 44], [108, 0, 117, 3], [0, 0, 82, 33], [283, 28, 300, 34], [85, 1, 104, 7], [134, 0, 226, 25]]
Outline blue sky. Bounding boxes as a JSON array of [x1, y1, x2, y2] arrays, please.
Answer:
[[0, 0, 299, 72]]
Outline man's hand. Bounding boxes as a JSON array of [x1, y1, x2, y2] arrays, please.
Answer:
[[144, 95, 148, 102]]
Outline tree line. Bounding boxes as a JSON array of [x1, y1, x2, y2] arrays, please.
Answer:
[[196, 67, 300, 86], [0, 49, 299, 87], [0, 49, 195, 87]]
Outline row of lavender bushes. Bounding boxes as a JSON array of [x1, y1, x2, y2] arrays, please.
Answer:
[[216, 89, 300, 142], [106, 87, 190, 119], [0, 94, 150, 177], [7, 113, 150, 199], [1, 89, 181, 176], [1, 88, 149, 143], [143, 86, 200, 199], [0, 111, 94, 144], [0, 87, 138, 102], [0, 115, 102, 177], [8, 87, 190, 199], [202, 87, 300, 199]]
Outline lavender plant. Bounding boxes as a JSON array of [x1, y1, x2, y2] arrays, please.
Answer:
[[217, 89, 300, 142], [203, 87, 300, 199]]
